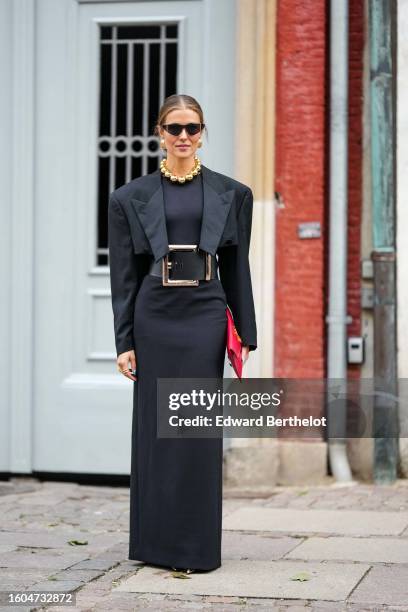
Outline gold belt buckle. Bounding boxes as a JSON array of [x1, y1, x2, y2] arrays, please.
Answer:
[[162, 244, 212, 286]]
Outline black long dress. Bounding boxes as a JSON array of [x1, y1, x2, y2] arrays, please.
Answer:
[[128, 171, 227, 571]]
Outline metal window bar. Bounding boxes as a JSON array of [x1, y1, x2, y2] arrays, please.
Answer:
[[97, 23, 178, 266]]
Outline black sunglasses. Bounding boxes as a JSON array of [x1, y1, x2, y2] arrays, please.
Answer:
[[161, 123, 204, 136]]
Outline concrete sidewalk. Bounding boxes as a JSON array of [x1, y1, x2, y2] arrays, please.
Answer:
[[0, 476, 408, 611]]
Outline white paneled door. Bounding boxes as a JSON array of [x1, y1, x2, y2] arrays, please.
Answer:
[[31, 0, 236, 473]]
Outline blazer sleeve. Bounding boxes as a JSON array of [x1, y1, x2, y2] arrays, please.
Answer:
[[217, 187, 257, 351], [108, 193, 150, 357]]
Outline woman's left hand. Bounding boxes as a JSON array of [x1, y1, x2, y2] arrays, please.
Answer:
[[242, 345, 250, 364]]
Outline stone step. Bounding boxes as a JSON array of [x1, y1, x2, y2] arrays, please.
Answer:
[[223, 507, 408, 536], [114, 559, 369, 601], [285, 536, 408, 563]]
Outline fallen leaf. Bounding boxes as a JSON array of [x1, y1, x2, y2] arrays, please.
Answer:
[[171, 571, 192, 579], [290, 571, 311, 582]]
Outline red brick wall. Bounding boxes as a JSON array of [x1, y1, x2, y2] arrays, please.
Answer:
[[274, 0, 327, 378], [274, 0, 364, 381]]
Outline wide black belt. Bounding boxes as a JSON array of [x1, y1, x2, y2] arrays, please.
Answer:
[[148, 244, 218, 286]]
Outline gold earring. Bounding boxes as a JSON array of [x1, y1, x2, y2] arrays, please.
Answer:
[[197, 139, 202, 148], [160, 138, 167, 150]]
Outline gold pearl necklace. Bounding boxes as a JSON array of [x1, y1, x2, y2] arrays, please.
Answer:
[[160, 155, 201, 184]]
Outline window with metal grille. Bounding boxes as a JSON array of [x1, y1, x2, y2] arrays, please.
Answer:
[[97, 23, 178, 266]]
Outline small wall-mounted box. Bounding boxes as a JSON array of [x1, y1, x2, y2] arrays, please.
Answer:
[[361, 259, 374, 280], [361, 286, 374, 309], [347, 336, 365, 364]]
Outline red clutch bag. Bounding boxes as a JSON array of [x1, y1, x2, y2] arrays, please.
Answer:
[[226, 306, 243, 380]]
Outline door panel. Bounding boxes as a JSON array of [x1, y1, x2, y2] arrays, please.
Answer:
[[33, 0, 235, 473]]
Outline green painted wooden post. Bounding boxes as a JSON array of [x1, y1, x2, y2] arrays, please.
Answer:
[[368, 0, 398, 483]]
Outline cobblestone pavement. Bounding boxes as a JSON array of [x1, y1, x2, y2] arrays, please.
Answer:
[[0, 476, 408, 611]]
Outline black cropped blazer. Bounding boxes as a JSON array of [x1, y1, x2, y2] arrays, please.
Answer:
[[108, 163, 257, 357]]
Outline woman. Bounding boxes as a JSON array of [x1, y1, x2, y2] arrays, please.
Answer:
[[108, 94, 257, 573]]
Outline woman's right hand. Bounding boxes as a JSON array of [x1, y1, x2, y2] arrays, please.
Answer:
[[117, 350, 137, 381]]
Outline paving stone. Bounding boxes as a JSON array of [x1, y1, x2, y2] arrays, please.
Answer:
[[114, 560, 369, 601], [308, 602, 342, 610], [0, 549, 89, 569], [0, 569, 50, 590], [285, 536, 408, 563], [49, 568, 104, 582], [28, 579, 84, 592], [75, 590, 110, 604], [0, 529, 93, 548], [16, 493, 69, 506], [42, 608, 85, 612], [167, 594, 211, 603], [206, 595, 241, 603], [222, 531, 300, 560], [0, 544, 17, 553], [223, 507, 408, 536], [308, 601, 347, 612], [3, 478, 408, 609], [0, 480, 39, 496], [76, 579, 112, 593], [69, 557, 121, 571], [41, 481, 82, 490], [348, 565, 408, 606], [222, 498, 249, 517], [244, 600, 288, 610], [274, 599, 308, 605], [283, 606, 312, 612], [91, 596, 179, 611], [74, 601, 109, 611], [0, 606, 32, 612]]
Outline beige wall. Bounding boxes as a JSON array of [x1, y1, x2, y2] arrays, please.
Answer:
[[235, 0, 276, 380]]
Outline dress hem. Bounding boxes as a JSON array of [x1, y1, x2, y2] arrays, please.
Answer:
[[128, 548, 221, 572]]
